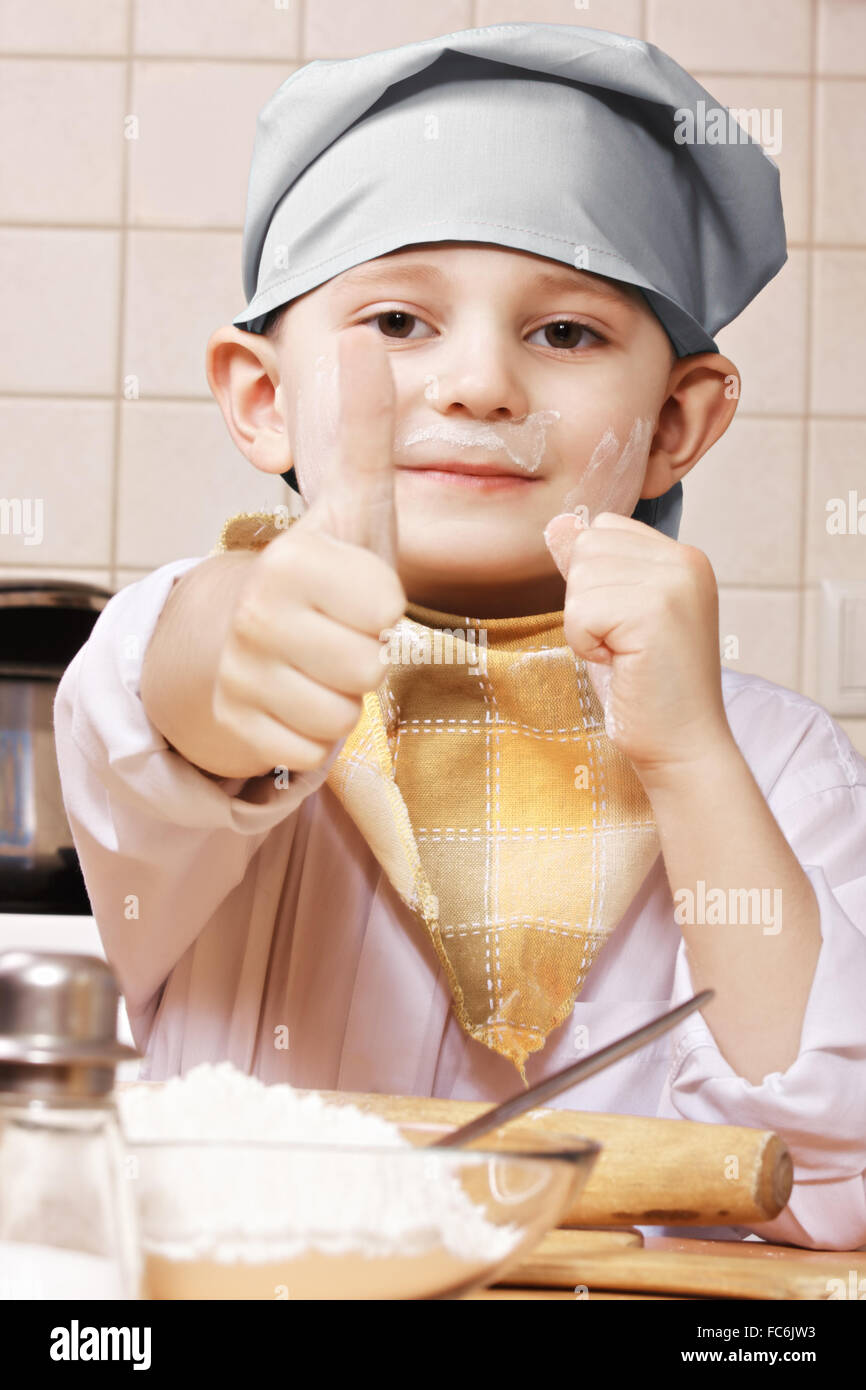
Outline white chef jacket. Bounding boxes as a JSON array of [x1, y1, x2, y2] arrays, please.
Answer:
[[52, 555, 866, 1252]]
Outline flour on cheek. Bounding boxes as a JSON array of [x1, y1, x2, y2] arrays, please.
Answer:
[[562, 417, 654, 521]]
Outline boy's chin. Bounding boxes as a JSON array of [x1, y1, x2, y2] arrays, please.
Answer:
[[399, 515, 546, 555], [397, 545, 552, 586]]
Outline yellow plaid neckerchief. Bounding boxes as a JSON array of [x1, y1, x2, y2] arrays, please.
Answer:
[[214, 511, 660, 1082]]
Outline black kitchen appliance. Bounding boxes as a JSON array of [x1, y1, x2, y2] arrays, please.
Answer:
[[0, 581, 113, 913]]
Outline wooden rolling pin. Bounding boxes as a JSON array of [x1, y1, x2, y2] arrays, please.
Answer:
[[310, 1089, 793, 1229]]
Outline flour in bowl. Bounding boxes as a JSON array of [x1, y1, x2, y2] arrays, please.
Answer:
[[117, 1062, 521, 1267]]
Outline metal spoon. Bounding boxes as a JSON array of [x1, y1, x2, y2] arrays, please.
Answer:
[[427, 988, 714, 1148]]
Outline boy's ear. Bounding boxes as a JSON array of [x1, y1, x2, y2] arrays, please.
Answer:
[[640, 351, 740, 499], [205, 325, 291, 477]]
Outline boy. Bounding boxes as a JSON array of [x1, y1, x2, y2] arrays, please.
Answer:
[[53, 24, 866, 1250]]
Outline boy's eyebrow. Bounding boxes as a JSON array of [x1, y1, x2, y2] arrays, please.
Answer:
[[329, 260, 637, 309], [529, 267, 638, 308], [329, 262, 448, 297]]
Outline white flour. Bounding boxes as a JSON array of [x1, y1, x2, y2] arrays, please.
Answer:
[[395, 410, 560, 473], [118, 1063, 520, 1265], [0, 1241, 126, 1300]]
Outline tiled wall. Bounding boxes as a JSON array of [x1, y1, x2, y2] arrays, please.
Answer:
[[1, 0, 864, 751]]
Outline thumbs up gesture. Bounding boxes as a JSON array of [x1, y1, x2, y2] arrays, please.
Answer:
[[213, 325, 407, 776], [293, 325, 400, 568]]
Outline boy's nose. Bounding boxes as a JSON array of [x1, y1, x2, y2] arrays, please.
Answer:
[[422, 350, 529, 424]]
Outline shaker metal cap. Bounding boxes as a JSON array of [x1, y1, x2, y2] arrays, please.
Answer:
[[0, 950, 140, 1065]]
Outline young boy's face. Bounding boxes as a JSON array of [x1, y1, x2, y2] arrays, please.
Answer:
[[269, 242, 681, 614]]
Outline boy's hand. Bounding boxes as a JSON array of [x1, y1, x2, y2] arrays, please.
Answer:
[[213, 325, 406, 775], [544, 510, 733, 778]]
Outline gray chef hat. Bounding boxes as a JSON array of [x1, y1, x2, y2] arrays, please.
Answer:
[[232, 22, 787, 538]]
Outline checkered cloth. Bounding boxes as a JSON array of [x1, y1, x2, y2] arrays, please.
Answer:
[[215, 512, 660, 1080]]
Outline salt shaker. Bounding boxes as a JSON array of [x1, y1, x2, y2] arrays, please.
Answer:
[[0, 950, 143, 1300]]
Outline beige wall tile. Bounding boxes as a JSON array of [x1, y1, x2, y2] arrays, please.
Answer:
[[677, 416, 804, 586], [800, 583, 821, 700], [799, 584, 866, 727], [127, 62, 294, 227], [0, 566, 113, 589], [806, 419, 866, 583], [0, 229, 120, 393], [718, 589, 801, 691], [0, 0, 128, 53], [476, 0, 642, 32], [117, 401, 289, 568], [124, 231, 242, 398], [810, 250, 866, 414], [818, 0, 866, 76], [0, 60, 125, 223], [815, 81, 866, 244], [647, 0, 811, 73], [837, 717, 866, 758], [691, 74, 808, 245], [0, 4, 855, 615], [800, 582, 866, 726], [134, 0, 300, 58], [114, 569, 158, 589], [0, 399, 113, 566], [715, 251, 807, 416], [303, 0, 471, 59]]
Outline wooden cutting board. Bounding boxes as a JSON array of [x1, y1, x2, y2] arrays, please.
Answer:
[[493, 1228, 866, 1299], [468, 1290, 692, 1300]]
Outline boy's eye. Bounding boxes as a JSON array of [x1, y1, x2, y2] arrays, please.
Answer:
[[527, 320, 602, 351], [359, 311, 603, 351], [363, 310, 434, 340]]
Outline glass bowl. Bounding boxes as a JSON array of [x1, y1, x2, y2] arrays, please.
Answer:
[[125, 1121, 600, 1300]]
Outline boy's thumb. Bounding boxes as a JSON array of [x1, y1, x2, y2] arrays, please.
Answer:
[[543, 510, 586, 578], [544, 509, 612, 719], [297, 325, 398, 570]]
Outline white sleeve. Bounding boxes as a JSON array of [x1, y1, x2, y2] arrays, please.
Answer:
[[656, 707, 866, 1250], [53, 558, 342, 1018]]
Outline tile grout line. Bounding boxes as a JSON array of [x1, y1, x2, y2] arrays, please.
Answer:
[[6, 391, 866, 425], [0, 52, 302, 65], [106, 0, 135, 593], [3, 224, 865, 253], [0, 54, 864, 80], [798, 0, 818, 695], [0, 558, 833, 595]]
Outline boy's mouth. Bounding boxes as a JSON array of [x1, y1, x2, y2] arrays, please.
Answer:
[[397, 459, 542, 490], [394, 413, 559, 475]]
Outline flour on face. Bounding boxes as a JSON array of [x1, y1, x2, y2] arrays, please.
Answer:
[[395, 409, 561, 475], [562, 416, 654, 519]]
